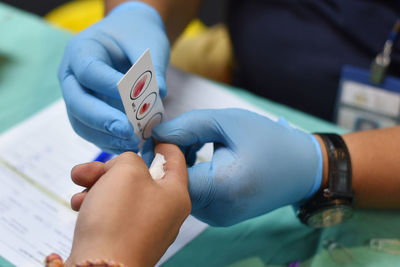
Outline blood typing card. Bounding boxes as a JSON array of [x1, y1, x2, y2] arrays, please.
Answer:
[[117, 49, 166, 146]]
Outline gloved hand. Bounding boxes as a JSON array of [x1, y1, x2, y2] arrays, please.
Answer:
[[58, 2, 170, 154], [152, 109, 323, 226]]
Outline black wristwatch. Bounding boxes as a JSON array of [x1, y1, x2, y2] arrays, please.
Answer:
[[297, 133, 354, 228]]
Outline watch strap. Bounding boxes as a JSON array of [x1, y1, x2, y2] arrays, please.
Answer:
[[316, 133, 353, 199], [297, 133, 354, 227]]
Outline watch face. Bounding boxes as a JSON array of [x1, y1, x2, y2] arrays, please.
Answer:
[[307, 205, 353, 228]]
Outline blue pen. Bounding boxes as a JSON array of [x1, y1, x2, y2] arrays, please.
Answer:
[[94, 151, 113, 163]]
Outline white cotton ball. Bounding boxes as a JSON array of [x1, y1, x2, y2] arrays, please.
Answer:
[[149, 153, 166, 180]]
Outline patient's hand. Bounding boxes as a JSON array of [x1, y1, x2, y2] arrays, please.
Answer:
[[66, 144, 190, 267]]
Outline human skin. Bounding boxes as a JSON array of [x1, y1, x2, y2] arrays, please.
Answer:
[[315, 126, 400, 209], [65, 143, 191, 267]]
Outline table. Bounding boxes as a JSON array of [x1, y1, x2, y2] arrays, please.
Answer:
[[1, 3, 399, 267]]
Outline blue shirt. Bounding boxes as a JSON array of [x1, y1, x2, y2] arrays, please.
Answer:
[[228, 0, 399, 121]]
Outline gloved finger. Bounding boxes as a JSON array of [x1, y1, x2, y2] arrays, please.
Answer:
[[141, 138, 155, 167], [152, 110, 228, 147], [62, 74, 134, 139], [149, 142, 198, 167], [68, 114, 139, 152], [183, 143, 203, 167], [155, 69, 168, 98], [187, 162, 215, 211], [93, 91, 125, 112], [66, 38, 125, 99]]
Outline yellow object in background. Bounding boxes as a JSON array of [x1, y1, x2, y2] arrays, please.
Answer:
[[171, 23, 233, 84], [45, 0, 206, 36], [45, 0, 232, 83], [45, 0, 104, 33], [180, 19, 207, 38]]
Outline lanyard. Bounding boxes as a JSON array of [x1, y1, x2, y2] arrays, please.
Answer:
[[370, 18, 400, 85]]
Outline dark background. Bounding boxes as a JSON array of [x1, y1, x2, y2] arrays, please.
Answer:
[[1, 0, 228, 25]]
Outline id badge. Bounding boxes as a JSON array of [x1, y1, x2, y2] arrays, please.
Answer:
[[335, 65, 400, 130]]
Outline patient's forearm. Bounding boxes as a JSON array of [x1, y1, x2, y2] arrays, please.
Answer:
[[316, 126, 400, 209], [343, 126, 400, 209]]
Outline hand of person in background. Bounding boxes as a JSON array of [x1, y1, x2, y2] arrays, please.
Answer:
[[151, 109, 323, 226], [58, 2, 170, 154], [66, 143, 190, 267]]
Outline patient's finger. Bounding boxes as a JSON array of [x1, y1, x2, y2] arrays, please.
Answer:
[[155, 143, 188, 187], [71, 190, 88, 211], [71, 161, 106, 187]]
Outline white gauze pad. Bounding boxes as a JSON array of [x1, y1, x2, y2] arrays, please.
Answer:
[[149, 153, 166, 180]]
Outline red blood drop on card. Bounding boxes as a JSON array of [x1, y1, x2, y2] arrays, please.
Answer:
[[140, 103, 150, 114], [133, 75, 148, 98]]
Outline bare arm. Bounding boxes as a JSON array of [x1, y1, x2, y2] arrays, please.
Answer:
[[316, 126, 400, 209], [105, 0, 202, 43]]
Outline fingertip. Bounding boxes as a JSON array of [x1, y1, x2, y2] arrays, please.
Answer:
[[151, 122, 184, 144], [70, 163, 88, 184], [155, 143, 187, 186], [151, 110, 215, 146], [141, 139, 155, 167], [156, 76, 167, 98], [184, 144, 200, 166], [105, 119, 135, 140], [71, 191, 87, 211], [105, 120, 141, 151], [150, 123, 163, 139], [155, 143, 185, 165], [159, 86, 167, 99], [71, 164, 80, 176], [71, 161, 106, 187]]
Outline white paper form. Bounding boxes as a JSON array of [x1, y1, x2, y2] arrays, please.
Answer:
[[0, 101, 100, 205], [0, 101, 100, 266], [0, 163, 76, 267]]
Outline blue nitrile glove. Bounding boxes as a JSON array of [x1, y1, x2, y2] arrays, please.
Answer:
[[152, 109, 323, 226], [58, 2, 170, 154]]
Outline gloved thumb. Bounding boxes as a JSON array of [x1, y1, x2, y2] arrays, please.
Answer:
[[141, 138, 155, 167], [187, 162, 214, 211], [155, 71, 168, 99], [152, 109, 227, 147]]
